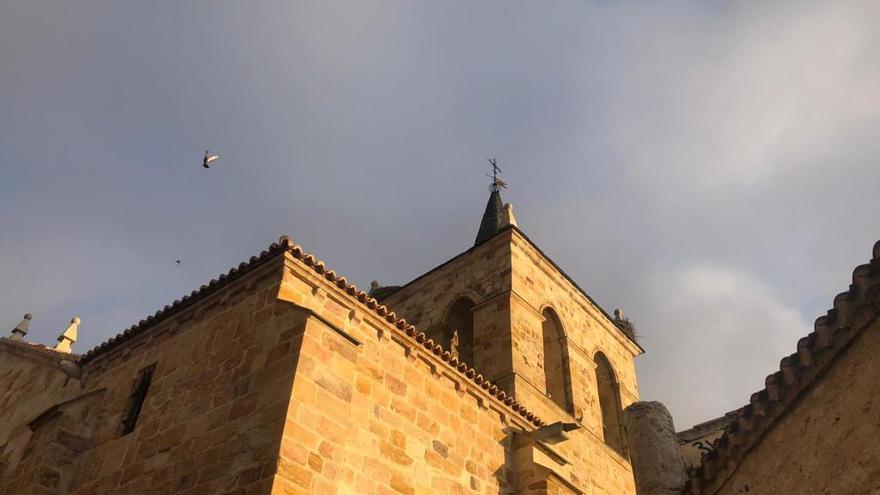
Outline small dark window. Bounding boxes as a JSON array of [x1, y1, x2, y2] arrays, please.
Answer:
[[121, 364, 155, 435]]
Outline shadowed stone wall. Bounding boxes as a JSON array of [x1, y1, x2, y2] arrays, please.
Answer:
[[708, 316, 880, 495], [1, 257, 303, 494]]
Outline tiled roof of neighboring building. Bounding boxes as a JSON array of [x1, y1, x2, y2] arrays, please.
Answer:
[[676, 413, 736, 445], [370, 285, 403, 301], [78, 236, 547, 428], [0, 337, 80, 363], [687, 240, 880, 493]]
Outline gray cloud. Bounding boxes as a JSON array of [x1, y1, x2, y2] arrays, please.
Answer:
[[635, 264, 811, 428], [2, 0, 878, 429]]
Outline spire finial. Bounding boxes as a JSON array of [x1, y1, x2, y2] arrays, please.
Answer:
[[10, 313, 32, 341], [487, 158, 507, 192], [474, 158, 512, 245], [54, 316, 80, 353]]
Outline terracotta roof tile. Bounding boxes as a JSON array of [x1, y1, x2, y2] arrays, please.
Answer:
[[79, 235, 546, 428], [282, 237, 545, 427], [79, 238, 289, 364], [688, 240, 880, 493]]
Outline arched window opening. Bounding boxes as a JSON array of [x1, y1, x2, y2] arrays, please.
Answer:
[[595, 352, 626, 456], [444, 297, 475, 367], [541, 308, 573, 414]]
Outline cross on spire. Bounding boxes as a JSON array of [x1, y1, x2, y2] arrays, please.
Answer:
[[475, 157, 513, 246], [487, 158, 507, 192]]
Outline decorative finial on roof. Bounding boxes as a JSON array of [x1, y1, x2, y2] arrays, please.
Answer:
[[54, 316, 80, 353], [10, 313, 32, 341], [487, 158, 507, 192], [369, 281, 402, 300], [475, 158, 514, 246], [502, 203, 517, 228], [368, 281, 381, 297]]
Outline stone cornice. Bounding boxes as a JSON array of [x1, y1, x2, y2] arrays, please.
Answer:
[[509, 228, 643, 355], [275, 239, 547, 429], [381, 229, 513, 307]]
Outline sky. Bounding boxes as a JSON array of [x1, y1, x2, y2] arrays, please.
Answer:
[[1, 1, 878, 429]]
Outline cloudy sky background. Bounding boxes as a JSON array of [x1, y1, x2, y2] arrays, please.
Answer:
[[2, 1, 878, 428]]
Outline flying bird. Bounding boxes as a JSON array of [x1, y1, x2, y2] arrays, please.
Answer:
[[203, 150, 219, 169]]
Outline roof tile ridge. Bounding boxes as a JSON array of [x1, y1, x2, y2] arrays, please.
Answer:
[[283, 237, 545, 428], [80, 238, 291, 363], [74, 234, 545, 428], [688, 241, 880, 493]]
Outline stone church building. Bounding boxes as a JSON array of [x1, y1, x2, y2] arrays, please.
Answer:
[[1, 190, 878, 494]]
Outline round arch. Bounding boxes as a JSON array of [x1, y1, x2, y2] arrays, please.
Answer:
[[538, 302, 569, 337], [593, 351, 626, 456], [541, 306, 574, 414], [443, 296, 476, 367]]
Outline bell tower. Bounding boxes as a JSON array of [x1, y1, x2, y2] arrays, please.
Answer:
[[379, 184, 642, 457]]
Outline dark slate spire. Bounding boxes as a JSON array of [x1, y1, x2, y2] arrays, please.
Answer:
[[474, 190, 505, 246]]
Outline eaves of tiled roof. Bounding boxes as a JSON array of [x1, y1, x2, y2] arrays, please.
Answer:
[[78, 240, 290, 364], [79, 236, 546, 428], [676, 412, 736, 445], [688, 240, 880, 494]]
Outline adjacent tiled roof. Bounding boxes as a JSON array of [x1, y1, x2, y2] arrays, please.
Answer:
[[676, 412, 736, 445], [369, 285, 403, 301], [0, 337, 80, 362], [474, 190, 505, 246], [79, 240, 290, 364], [78, 236, 546, 428], [688, 240, 880, 493]]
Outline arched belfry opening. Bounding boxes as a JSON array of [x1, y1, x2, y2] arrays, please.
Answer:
[[594, 352, 626, 456], [444, 297, 475, 367], [541, 308, 574, 414]]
